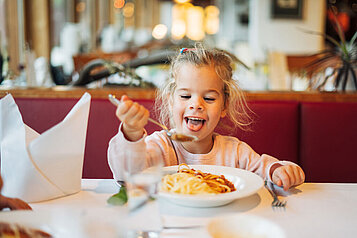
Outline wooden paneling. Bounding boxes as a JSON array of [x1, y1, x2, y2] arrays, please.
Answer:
[[25, 0, 51, 59], [5, 0, 21, 75]]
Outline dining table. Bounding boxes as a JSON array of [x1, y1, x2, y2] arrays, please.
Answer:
[[11, 179, 357, 238]]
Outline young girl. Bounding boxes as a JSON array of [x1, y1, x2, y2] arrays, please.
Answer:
[[108, 45, 304, 191]]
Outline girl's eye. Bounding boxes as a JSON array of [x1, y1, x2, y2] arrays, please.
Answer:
[[180, 95, 191, 99], [204, 97, 215, 102]]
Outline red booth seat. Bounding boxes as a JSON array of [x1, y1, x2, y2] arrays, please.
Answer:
[[216, 101, 299, 164], [300, 102, 357, 183], [12, 98, 299, 179], [10, 97, 357, 182]]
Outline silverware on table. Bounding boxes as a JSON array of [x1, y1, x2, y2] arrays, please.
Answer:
[[116, 180, 126, 188], [126, 225, 202, 238], [108, 94, 198, 142], [264, 180, 287, 208]]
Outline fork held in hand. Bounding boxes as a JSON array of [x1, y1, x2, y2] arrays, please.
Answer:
[[108, 94, 197, 142], [264, 181, 287, 208]]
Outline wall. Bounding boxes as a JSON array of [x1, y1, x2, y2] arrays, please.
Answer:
[[216, 0, 249, 46], [249, 0, 326, 62]]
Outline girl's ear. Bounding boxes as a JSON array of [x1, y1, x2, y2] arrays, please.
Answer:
[[220, 108, 227, 118], [220, 97, 227, 118]]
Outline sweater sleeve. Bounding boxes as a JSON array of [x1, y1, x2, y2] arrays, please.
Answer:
[[107, 123, 177, 181], [236, 141, 280, 181], [107, 123, 147, 181], [236, 141, 302, 181]]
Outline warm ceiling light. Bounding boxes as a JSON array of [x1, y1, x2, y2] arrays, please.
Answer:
[[174, 0, 191, 4], [152, 24, 168, 40], [171, 19, 186, 40], [76, 2, 86, 12], [205, 5, 219, 35], [205, 5, 219, 17], [123, 2, 134, 17], [114, 0, 125, 9], [186, 6, 205, 41]]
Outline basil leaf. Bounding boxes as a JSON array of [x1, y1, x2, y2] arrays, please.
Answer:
[[107, 187, 128, 205]]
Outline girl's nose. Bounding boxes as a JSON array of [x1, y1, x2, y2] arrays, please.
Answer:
[[189, 98, 203, 110]]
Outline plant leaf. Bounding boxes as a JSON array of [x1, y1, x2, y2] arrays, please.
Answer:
[[328, 6, 346, 44], [107, 187, 128, 206], [349, 66, 357, 89], [348, 31, 357, 48], [342, 64, 350, 91], [335, 66, 345, 88]]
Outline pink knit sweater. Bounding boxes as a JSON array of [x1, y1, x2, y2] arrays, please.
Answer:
[[108, 124, 296, 181]]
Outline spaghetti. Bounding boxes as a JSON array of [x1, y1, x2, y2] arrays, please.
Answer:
[[161, 164, 236, 195]]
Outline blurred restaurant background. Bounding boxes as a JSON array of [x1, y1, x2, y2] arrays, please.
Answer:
[[0, 0, 356, 91], [0, 0, 357, 185]]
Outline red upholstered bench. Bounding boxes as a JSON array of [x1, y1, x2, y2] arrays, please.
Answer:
[[300, 102, 357, 183], [13, 98, 300, 179], [14, 98, 158, 179], [12, 96, 357, 182], [84, 99, 158, 178], [216, 101, 299, 164]]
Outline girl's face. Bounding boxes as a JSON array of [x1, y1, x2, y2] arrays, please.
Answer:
[[172, 63, 226, 151]]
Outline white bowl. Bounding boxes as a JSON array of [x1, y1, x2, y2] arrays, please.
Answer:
[[207, 214, 285, 238]]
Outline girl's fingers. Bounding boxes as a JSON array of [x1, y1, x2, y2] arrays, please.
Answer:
[[289, 166, 303, 186], [273, 165, 305, 190], [116, 98, 133, 118], [287, 166, 297, 186], [272, 168, 289, 190], [281, 170, 291, 191], [296, 167, 305, 185], [273, 167, 291, 191], [120, 95, 130, 102], [128, 104, 148, 125], [9, 198, 32, 210], [275, 179, 282, 187], [120, 102, 149, 130]]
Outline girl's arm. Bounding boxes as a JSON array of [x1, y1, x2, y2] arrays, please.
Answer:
[[237, 141, 304, 190], [107, 124, 177, 181]]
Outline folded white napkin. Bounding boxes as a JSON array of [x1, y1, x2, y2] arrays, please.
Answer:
[[0, 93, 91, 202]]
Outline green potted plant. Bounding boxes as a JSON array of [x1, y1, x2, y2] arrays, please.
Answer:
[[301, 9, 356, 91]]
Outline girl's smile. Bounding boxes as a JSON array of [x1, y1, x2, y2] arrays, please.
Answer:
[[172, 63, 226, 154]]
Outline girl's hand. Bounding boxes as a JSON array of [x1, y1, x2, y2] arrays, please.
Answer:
[[0, 195, 32, 210], [272, 164, 305, 191], [115, 95, 149, 141]]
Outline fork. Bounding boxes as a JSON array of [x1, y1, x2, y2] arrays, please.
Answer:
[[127, 225, 202, 238], [264, 180, 287, 208]]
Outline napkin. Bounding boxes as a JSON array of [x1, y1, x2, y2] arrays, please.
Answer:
[[0, 93, 91, 202]]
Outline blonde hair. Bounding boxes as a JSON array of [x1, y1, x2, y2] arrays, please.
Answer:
[[155, 44, 252, 131]]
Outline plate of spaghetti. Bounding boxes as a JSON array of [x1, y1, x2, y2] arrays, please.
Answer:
[[159, 164, 264, 207]]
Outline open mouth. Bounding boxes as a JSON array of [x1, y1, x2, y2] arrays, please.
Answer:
[[185, 117, 206, 131]]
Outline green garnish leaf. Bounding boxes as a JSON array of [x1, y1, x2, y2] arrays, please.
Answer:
[[107, 187, 128, 205]]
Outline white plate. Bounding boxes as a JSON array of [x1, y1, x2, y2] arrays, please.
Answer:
[[159, 165, 264, 207], [207, 213, 285, 238]]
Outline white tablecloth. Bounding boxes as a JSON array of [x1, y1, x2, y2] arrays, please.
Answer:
[[6, 179, 357, 238]]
